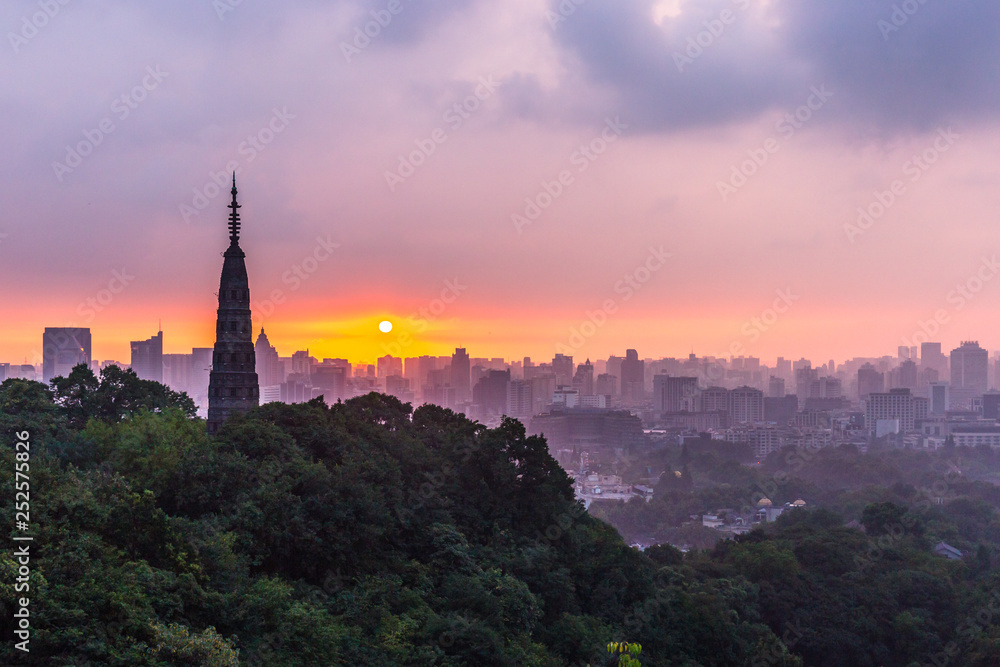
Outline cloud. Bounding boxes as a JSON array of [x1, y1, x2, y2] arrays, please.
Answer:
[[541, 0, 1000, 135]]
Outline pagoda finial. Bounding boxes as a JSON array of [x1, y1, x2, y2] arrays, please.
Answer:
[[228, 172, 241, 244]]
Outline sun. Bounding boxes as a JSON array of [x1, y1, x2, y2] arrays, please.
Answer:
[[378, 320, 393, 333]]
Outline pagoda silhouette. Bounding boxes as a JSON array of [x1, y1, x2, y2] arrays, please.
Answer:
[[207, 174, 259, 433]]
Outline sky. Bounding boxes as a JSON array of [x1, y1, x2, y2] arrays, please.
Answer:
[[2, 0, 1000, 366]]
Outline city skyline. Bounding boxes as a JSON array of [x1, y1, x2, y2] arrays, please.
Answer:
[[4, 2, 1000, 369], [16, 319, 1000, 371]]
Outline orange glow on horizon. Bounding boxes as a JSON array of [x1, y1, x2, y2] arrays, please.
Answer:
[[5, 295, 985, 369]]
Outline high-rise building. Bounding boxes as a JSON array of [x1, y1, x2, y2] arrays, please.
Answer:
[[377, 355, 403, 379], [573, 359, 594, 396], [423, 368, 453, 407], [313, 365, 347, 402], [764, 395, 797, 425], [405, 356, 437, 399], [774, 357, 792, 381], [858, 363, 884, 400], [130, 330, 163, 383], [162, 353, 192, 395], [182, 347, 213, 413], [700, 386, 729, 414], [385, 375, 412, 401], [530, 373, 557, 416], [451, 348, 471, 403], [899, 359, 918, 390], [595, 373, 617, 398], [606, 356, 624, 395], [42, 327, 92, 382], [950, 341, 988, 410], [794, 363, 818, 405], [207, 176, 259, 434], [921, 342, 947, 377], [865, 388, 928, 434], [653, 375, 697, 413], [768, 376, 785, 398], [621, 349, 645, 404], [728, 386, 764, 424], [507, 380, 533, 423], [982, 392, 1000, 420], [254, 329, 282, 387], [553, 354, 574, 387], [809, 376, 842, 399], [291, 350, 314, 379], [473, 369, 510, 415]]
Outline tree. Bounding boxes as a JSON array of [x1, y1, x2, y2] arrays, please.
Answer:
[[607, 641, 642, 666], [50, 363, 196, 423], [861, 501, 909, 537]]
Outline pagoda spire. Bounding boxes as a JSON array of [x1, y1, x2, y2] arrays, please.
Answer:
[[228, 172, 241, 244], [208, 174, 258, 435]]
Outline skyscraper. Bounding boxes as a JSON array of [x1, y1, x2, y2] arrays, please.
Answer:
[[451, 348, 471, 403], [552, 353, 574, 386], [606, 355, 624, 395], [652, 375, 697, 413], [700, 386, 729, 414], [858, 363, 885, 400], [920, 342, 947, 377], [507, 379, 533, 423], [42, 327, 91, 382], [865, 388, 929, 434], [207, 175, 259, 434], [728, 386, 765, 424], [950, 341, 988, 410], [620, 349, 644, 404], [897, 359, 918, 391], [130, 330, 163, 382], [254, 328, 282, 387], [573, 359, 594, 396], [595, 373, 617, 398]]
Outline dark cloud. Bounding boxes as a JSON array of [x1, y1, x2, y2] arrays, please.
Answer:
[[544, 0, 1000, 134], [779, 0, 1000, 131]]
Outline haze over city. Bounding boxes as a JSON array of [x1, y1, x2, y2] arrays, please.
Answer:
[[4, 0, 1000, 365]]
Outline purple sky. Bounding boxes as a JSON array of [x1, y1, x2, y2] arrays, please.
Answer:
[[3, 0, 1000, 365]]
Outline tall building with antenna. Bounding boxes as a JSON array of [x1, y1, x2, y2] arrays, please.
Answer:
[[207, 175, 259, 434]]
